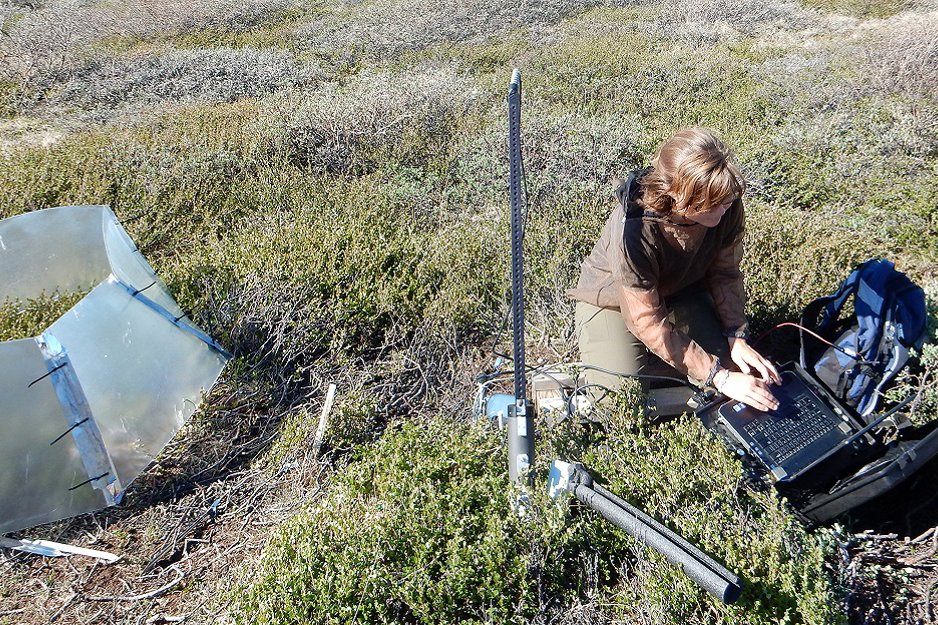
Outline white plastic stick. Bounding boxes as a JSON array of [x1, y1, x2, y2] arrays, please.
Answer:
[[0, 537, 119, 563]]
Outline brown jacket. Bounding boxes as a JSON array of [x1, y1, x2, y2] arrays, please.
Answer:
[[567, 169, 748, 384]]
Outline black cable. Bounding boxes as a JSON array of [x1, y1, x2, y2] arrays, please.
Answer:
[[27, 363, 67, 388], [755, 322, 875, 366], [120, 210, 150, 225], [130, 280, 157, 297], [575, 363, 696, 389], [69, 472, 109, 491], [491, 306, 512, 363], [50, 417, 89, 446], [567, 382, 616, 418], [484, 356, 695, 388], [843, 392, 917, 447]]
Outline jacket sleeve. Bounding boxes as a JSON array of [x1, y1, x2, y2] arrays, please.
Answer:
[[615, 219, 718, 385], [616, 284, 720, 385], [706, 200, 748, 336]]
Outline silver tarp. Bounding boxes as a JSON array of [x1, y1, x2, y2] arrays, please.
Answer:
[[0, 206, 230, 534]]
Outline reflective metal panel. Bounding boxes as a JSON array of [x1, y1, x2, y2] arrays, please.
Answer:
[[102, 212, 187, 321], [0, 206, 110, 301], [47, 278, 228, 486], [0, 339, 107, 534]]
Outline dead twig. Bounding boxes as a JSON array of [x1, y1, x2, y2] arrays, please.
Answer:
[[143, 499, 221, 575], [85, 566, 186, 602], [876, 573, 896, 625], [49, 591, 78, 622]]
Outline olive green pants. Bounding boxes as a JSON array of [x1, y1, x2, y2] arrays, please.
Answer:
[[574, 288, 731, 393]]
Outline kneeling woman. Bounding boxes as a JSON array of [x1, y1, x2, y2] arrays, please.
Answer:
[[568, 127, 781, 411]]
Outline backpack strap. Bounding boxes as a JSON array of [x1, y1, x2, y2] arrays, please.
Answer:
[[799, 261, 868, 369], [802, 258, 927, 416]]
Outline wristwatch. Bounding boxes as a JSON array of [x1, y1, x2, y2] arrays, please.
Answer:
[[723, 327, 750, 340], [713, 368, 731, 392], [704, 358, 723, 388]]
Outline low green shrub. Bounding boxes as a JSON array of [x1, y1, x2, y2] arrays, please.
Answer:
[[0, 291, 87, 342], [0, 113, 265, 263], [239, 397, 843, 625], [165, 168, 508, 368], [741, 201, 899, 329], [237, 417, 537, 625], [887, 283, 938, 427], [252, 63, 485, 177], [566, 412, 843, 624], [164, 4, 315, 50]]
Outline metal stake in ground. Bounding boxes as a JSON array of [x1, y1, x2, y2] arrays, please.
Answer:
[[506, 68, 534, 486]]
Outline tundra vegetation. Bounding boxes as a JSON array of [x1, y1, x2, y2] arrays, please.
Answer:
[[0, 0, 937, 623]]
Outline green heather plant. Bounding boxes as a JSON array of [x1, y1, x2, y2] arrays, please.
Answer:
[[0, 291, 87, 342], [239, 395, 844, 625], [238, 417, 537, 625]]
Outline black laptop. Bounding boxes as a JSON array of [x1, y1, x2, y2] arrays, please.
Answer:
[[714, 365, 870, 482]]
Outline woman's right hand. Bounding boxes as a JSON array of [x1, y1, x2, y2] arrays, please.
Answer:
[[719, 371, 779, 412]]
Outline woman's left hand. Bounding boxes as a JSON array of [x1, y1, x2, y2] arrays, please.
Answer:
[[728, 338, 782, 385]]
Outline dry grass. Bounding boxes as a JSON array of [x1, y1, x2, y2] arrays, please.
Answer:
[[48, 46, 318, 121], [292, 0, 625, 62], [0, 0, 309, 116], [254, 62, 483, 175]]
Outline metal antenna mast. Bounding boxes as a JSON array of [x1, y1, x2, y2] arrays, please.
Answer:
[[506, 68, 534, 485]]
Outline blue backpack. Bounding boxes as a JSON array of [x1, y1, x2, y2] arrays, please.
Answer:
[[799, 259, 927, 417]]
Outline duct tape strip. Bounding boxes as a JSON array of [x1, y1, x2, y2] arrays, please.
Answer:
[[36, 333, 123, 505], [110, 275, 232, 359]]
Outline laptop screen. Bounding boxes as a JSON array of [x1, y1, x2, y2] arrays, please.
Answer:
[[716, 369, 855, 481]]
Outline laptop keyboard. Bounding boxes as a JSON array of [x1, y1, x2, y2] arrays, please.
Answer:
[[742, 396, 838, 463]]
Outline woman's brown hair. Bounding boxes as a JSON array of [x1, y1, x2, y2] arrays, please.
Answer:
[[638, 128, 746, 216]]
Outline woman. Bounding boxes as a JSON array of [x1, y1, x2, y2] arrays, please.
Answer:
[[568, 127, 781, 412]]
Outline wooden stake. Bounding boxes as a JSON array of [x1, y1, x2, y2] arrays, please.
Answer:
[[313, 384, 337, 456]]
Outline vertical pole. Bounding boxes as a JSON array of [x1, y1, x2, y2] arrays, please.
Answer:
[[507, 68, 534, 485]]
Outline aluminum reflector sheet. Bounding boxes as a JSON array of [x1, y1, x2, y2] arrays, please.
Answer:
[[0, 206, 230, 534], [0, 340, 107, 534], [47, 278, 227, 486], [0, 206, 110, 301], [103, 216, 187, 322]]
